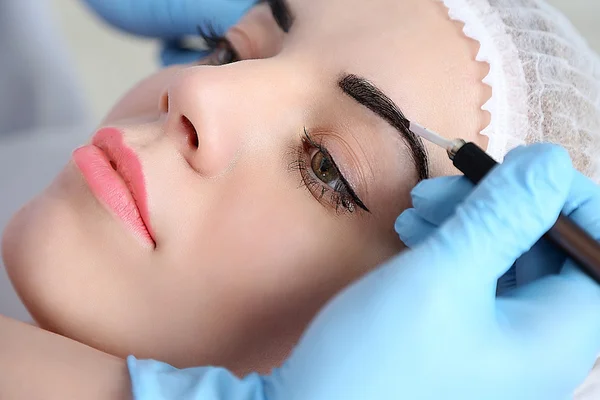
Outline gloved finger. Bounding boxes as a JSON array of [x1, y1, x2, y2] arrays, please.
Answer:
[[395, 176, 472, 247], [427, 144, 574, 287], [160, 42, 211, 66], [394, 209, 437, 248], [409, 175, 473, 226], [82, 0, 255, 38]]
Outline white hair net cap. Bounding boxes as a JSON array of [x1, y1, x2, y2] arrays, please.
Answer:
[[439, 0, 600, 183]]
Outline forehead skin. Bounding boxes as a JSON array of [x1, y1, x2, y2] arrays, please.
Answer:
[[281, 0, 491, 177]]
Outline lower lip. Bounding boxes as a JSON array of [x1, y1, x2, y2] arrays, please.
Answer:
[[73, 145, 154, 246]]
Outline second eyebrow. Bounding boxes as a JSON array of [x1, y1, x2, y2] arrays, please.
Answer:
[[260, 0, 294, 32], [339, 74, 429, 181]]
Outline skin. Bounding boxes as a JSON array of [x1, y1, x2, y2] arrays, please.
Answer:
[[1, 0, 490, 381]]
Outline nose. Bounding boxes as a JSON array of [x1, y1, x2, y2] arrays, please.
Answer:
[[160, 65, 250, 177]]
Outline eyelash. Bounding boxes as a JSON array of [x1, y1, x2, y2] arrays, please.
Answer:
[[289, 128, 368, 214], [197, 23, 240, 65]]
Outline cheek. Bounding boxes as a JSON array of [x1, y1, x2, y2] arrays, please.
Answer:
[[150, 164, 373, 307]]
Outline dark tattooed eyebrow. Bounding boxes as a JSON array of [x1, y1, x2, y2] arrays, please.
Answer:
[[339, 74, 430, 181], [259, 0, 294, 32]]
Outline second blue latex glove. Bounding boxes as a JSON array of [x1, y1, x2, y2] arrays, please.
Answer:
[[129, 144, 600, 400], [81, 0, 256, 65]]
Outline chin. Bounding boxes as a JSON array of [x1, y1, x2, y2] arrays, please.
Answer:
[[2, 165, 137, 331], [2, 181, 85, 321], [0, 165, 173, 363]]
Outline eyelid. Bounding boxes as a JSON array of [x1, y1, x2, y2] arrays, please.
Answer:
[[225, 4, 285, 59], [226, 27, 257, 60], [308, 129, 370, 208]]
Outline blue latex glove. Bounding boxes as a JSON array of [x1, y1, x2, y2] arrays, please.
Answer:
[[128, 144, 600, 400], [80, 0, 256, 65], [395, 166, 567, 292]]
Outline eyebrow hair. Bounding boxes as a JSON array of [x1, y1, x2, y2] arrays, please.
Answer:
[[339, 74, 429, 181], [260, 0, 294, 32]]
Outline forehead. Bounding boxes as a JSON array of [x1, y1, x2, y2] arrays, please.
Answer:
[[284, 0, 490, 176]]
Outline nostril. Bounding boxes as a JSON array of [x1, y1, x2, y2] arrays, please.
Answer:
[[159, 92, 169, 113], [181, 115, 199, 149]]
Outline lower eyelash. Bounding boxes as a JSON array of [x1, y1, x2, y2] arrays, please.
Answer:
[[288, 131, 358, 214]]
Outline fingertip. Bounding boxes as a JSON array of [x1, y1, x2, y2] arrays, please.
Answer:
[[395, 208, 418, 236], [408, 176, 473, 226], [395, 209, 437, 248]]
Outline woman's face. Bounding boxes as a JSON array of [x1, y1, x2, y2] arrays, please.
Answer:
[[2, 0, 490, 374]]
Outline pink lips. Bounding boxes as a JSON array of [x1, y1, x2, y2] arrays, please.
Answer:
[[73, 127, 155, 247]]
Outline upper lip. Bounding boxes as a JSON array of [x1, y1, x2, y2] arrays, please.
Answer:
[[91, 131, 154, 241]]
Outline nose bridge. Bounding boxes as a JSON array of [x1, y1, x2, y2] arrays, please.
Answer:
[[163, 64, 268, 177]]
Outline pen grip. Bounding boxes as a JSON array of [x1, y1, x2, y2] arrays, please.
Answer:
[[452, 142, 600, 285], [452, 142, 497, 183]]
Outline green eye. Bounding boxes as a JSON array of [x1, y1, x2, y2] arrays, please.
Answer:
[[311, 151, 339, 186]]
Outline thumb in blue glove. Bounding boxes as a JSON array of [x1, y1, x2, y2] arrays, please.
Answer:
[[81, 0, 257, 65]]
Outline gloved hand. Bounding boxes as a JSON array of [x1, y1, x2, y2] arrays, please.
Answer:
[[395, 163, 572, 292], [80, 0, 256, 65], [128, 144, 600, 400]]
